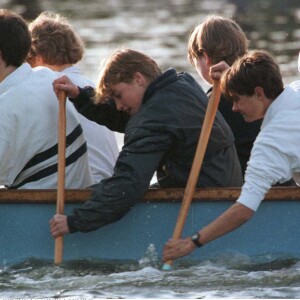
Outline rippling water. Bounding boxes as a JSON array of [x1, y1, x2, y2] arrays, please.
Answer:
[[1, 0, 300, 298], [2, 254, 300, 298]]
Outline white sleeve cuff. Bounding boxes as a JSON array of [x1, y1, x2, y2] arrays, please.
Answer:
[[236, 190, 263, 212]]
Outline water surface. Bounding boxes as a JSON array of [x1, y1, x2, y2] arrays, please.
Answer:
[[2, 254, 300, 298]]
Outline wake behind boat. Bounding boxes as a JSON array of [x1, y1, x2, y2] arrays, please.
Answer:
[[1, 187, 300, 266]]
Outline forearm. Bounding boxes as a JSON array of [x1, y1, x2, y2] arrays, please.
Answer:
[[68, 86, 94, 113], [199, 202, 254, 245], [67, 147, 166, 233], [163, 202, 255, 262], [67, 189, 136, 233], [70, 86, 130, 132], [67, 176, 143, 233]]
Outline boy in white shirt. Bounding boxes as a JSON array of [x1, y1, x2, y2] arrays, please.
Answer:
[[0, 9, 92, 189], [28, 11, 119, 184], [163, 50, 300, 261]]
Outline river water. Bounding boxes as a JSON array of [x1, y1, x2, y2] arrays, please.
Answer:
[[2, 255, 300, 299], [1, 0, 300, 298]]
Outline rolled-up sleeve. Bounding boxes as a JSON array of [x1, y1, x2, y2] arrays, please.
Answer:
[[237, 124, 293, 211]]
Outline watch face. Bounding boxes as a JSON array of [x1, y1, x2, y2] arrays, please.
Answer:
[[192, 234, 198, 241], [191, 233, 202, 247]]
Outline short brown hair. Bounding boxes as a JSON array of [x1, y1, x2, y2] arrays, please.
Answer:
[[221, 50, 284, 101], [95, 48, 162, 103], [188, 15, 248, 66], [28, 11, 84, 65], [0, 9, 31, 67]]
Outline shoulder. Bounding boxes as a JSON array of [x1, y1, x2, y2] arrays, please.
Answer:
[[288, 80, 300, 89], [31, 66, 58, 78], [60, 67, 95, 88]]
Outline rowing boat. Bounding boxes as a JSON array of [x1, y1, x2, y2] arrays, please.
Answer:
[[1, 186, 300, 266]]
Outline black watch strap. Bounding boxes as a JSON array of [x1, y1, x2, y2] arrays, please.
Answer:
[[191, 232, 203, 247]]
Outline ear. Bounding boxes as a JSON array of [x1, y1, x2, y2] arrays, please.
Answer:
[[27, 54, 44, 67], [254, 87, 265, 100], [35, 54, 44, 65], [133, 72, 145, 85], [203, 52, 212, 66]]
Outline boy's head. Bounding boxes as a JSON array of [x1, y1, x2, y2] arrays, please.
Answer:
[[95, 48, 162, 107], [188, 15, 248, 67], [28, 11, 84, 67], [220, 50, 284, 122], [221, 50, 283, 100], [0, 9, 31, 67]]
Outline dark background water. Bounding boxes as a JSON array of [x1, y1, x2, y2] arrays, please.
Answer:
[[4, 0, 300, 87], [1, 0, 300, 298]]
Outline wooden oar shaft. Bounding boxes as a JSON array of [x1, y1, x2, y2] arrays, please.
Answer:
[[173, 81, 221, 236], [54, 91, 67, 265], [164, 80, 221, 268]]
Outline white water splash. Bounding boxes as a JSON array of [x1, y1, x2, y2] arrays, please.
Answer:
[[138, 244, 159, 268]]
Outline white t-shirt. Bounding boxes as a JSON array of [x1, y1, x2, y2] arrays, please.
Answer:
[[237, 81, 300, 211], [0, 63, 93, 188], [59, 66, 119, 184]]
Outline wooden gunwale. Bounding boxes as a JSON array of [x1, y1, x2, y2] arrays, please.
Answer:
[[0, 186, 300, 203]]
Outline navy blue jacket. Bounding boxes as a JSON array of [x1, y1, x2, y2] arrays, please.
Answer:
[[68, 69, 243, 233]]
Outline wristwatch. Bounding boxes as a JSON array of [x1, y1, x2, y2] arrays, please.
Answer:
[[191, 232, 203, 248]]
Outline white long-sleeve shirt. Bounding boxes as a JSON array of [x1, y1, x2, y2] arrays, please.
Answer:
[[238, 81, 300, 211], [0, 63, 93, 188], [60, 66, 119, 184]]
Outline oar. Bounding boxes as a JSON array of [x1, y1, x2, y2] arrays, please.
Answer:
[[163, 80, 221, 270], [54, 91, 67, 265]]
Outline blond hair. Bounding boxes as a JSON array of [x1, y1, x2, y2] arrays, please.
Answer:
[[95, 48, 162, 103]]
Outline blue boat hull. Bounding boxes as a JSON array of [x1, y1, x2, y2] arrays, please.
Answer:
[[1, 188, 300, 266]]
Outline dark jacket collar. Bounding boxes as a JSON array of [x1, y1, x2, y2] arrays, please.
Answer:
[[143, 68, 178, 103]]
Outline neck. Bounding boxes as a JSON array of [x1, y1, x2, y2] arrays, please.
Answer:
[[0, 64, 18, 82], [44, 63, 73, 72]]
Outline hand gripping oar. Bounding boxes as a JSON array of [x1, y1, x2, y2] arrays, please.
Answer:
[[54, 91, 67, 265], [163, 80, 221, 270]]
